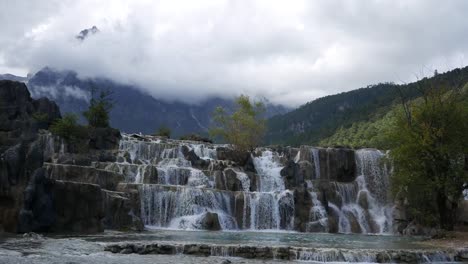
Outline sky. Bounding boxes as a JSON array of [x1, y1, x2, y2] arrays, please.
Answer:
[[1, 0, 468, 107]]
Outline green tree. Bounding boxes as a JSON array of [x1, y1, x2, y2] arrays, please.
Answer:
[[155, 125, 171, 138], [83, 87, 113, 128], [210, 95, 266, 152], [50, 113, 88, 141], [388, 81, 468, 230]]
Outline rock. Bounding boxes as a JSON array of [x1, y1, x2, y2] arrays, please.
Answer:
[[224, 169, 243, 192], [357, 191, 370, 210], [199, 212, 221, 231], [278, 191, 295, 229], [216, 147, 251, 168], [88, 127, 121, 150], [234, 193, 249, 228], [51, 180, 105, 233], [280, 160, 303, 189], [22, 232, 44, 240], [18, 168, 55, 233], [0, 81, 60, 232], [293, 188, 313, 232], [221, 259, 232, 264], [181, 145, 210, 169], [44, 163, 124, 190], [317, 148, 356, 182], [297, 160, 314, 182], [102, 190, 144, 231]]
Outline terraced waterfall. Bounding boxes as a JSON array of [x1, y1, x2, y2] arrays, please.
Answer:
[[109, 134, 393, 234]]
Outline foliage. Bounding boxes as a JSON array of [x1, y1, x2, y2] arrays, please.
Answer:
[[32, 112, 50, 123], [267, 66, 468, 146], [210, 95, 266, 152], [50, 113, 88, 142], [387, 81, 468, 230], [83, 86, 113, 128], [179, 133, 213, 143], [319, 110, 396, 149], [154, 125, 171, 138]]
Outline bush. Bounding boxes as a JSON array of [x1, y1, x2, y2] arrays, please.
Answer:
[[154, 126, 171, 138], [179, 133, 213, 143], [50, 113, 88, 141]]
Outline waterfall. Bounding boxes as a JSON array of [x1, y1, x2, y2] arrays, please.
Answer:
[[252, 150, 285, 192], [139, 185, 237, 230], [311, 148, 321, 179], [327, 149, 393, 234], [114, 134, 394, 234], [306, 190, 329, 232], [190, 144, 217, 160]]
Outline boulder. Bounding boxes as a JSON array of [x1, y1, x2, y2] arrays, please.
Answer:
[[198, 212, 221, 231], [357, 190, 370, 210]]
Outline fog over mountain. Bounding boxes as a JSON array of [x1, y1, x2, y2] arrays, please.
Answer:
[[2, 1, 468, 106]]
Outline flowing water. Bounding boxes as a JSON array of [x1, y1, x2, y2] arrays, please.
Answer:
[[2, 135, 464, 263], [0, 230, 459, 263], [114, 135, 394, 234]]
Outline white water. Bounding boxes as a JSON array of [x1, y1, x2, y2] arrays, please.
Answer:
[[328, 149, 393, 234], [252, 150, 285, 192], [311, 148, 321, 179], [114, 135, 392, 234]]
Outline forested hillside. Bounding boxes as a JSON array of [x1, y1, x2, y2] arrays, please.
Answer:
[[266, 66, 468, 146]]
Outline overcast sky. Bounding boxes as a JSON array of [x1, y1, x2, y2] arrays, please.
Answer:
[[1, 0, 468, 107]]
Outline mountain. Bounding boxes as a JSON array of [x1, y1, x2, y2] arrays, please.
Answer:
[[6, 67, 288, 137], [266, 66, 468, 146], [0, 74, 28, 82]]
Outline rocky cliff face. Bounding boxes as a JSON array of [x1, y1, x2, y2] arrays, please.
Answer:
[[0, 80, 60, 232], [0, 80, 142, 233]]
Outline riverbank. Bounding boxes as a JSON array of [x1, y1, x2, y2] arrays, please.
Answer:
[[418, 231, 468, 249], [2, 229, 468, 263]]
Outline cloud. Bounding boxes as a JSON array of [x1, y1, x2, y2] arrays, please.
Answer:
[[1, 0, 468, 107], [29, 85, 91, 102]]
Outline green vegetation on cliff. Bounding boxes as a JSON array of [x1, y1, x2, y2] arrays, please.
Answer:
[[267, 66, 468, 147]]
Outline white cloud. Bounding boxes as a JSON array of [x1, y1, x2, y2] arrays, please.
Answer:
[[1, 0, 468, 107]]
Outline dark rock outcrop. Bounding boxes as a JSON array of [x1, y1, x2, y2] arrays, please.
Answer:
[[44, 163, 124, 191], [102, 190, 144, 231], [0, 80, 60, 232], [198, 212, 221, 231]]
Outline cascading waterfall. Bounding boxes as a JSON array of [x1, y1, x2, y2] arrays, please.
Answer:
[[117, 135, 294, 231], [306, 189, 329, 232], [112, 134, 393, 234], [328, 149, 393, 234], [248, 150, 295, 230], [139, 185, 237, 230], [311, 148, 321, 179], [252, 150, 285, 192]]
